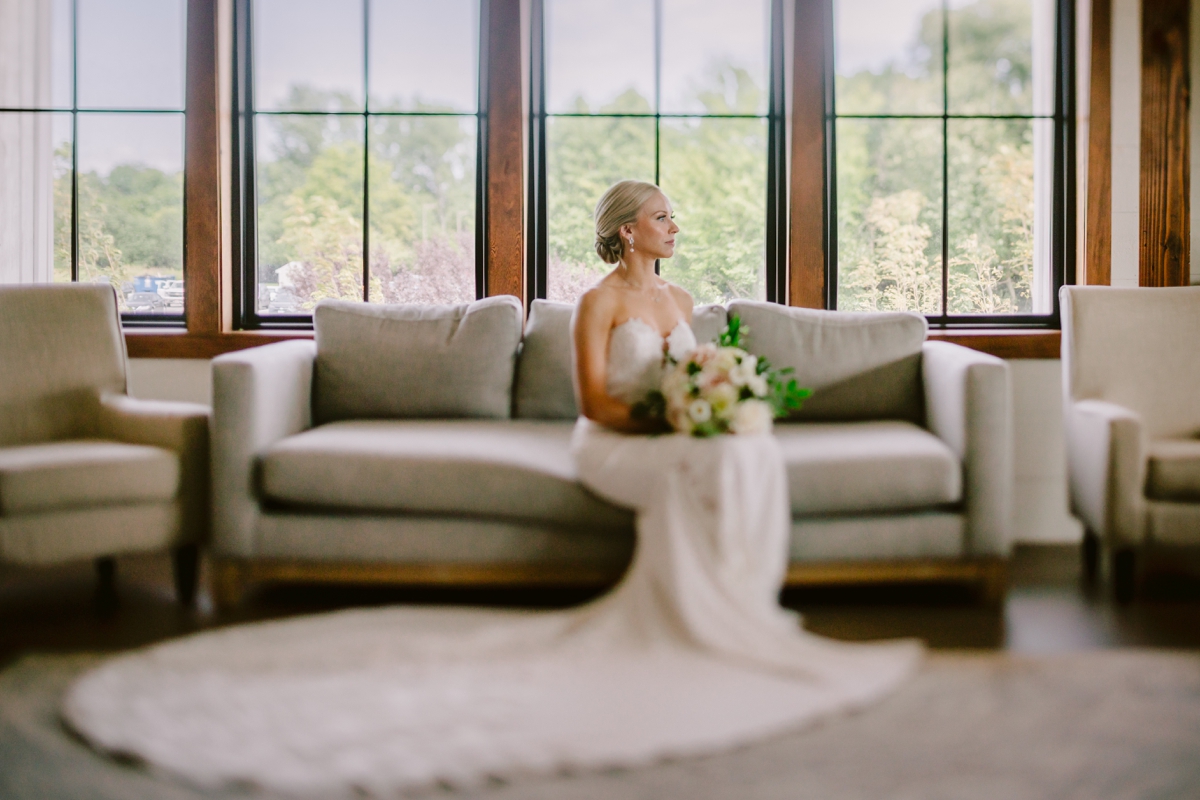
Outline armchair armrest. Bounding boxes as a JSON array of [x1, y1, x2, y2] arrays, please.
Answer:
[[98, 394, 211, 545], [1063, 399, 1146, 547], [922, 341, 1013, 557], [212, 341, 316, 557]]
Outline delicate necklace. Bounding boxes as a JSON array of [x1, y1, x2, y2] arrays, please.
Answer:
[[618, 264, 662, 302]]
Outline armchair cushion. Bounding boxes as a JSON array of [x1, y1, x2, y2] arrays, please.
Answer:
[[1146, 439, 1200, 501], [727, 301, 927, 422], [259, 420, 633, 530], [0, 285, 127, 447], [313, 296, 523, 424], [1061, 286, 1200, 439], [0, 440, 179, 514], [774, 421, 961, 516]]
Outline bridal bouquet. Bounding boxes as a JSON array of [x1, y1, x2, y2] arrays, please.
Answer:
[[632, 316, 812, 437]]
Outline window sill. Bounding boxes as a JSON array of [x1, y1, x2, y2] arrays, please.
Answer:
[[125, 328, 1061, 360], [124, 329, 313, 359], [926, 329, 1060, 359]]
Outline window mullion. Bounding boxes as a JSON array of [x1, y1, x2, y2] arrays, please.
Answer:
[[940, 0, 949, 320]]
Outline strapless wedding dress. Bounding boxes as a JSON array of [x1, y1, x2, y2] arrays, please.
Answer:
[[62, 318, 921, 796]]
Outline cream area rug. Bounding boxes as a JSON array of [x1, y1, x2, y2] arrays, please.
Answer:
[[1, 649, 1198, 800]]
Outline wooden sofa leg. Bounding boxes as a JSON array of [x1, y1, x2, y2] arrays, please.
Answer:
[[171, 544, 200, 608], [94, 556, 117, 604], [212, 559, 246, 612], [978, 561, 1009, 608], [1082, 529, 1101, 584], [1113, 548, 1137, 604]]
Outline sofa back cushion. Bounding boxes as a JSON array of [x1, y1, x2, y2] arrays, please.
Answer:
[[690, 304, 729, 346], [727, 301, 927, 422], [314, 296, 523, 423], [514, 301, 577, 419], [0, 285, 127, 447], [513, 301, 729, 420]]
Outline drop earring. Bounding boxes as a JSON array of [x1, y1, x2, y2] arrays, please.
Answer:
[[628, 236, 634, 251]]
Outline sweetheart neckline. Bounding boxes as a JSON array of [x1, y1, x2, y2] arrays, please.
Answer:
[[613, 316, 690, 341]]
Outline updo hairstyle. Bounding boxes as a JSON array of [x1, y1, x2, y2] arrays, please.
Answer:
[[593, 180, 662, 264]]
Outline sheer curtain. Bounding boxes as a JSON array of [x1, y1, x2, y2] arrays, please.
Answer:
[[0, 0, 55, 285], [0, 0, 56, 285], [1031, 0, 1055, 314]]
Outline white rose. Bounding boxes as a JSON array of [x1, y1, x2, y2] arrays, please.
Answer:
[[730, 399, 773, 435], [728, 355, 758, 387], [747, 374, 768, 397], [707, 382, 739, 412], [713, 348, 740, 373], [687, 398, 713, 424]]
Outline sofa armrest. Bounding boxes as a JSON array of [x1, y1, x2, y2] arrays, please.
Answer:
[[212, 341, 316, 557], [922, 341, 1013, 557], [98, 394, 211, 545], [1064, 399, 1145, 547]]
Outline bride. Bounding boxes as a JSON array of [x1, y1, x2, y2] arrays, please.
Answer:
[[62, 181, 921, 796]]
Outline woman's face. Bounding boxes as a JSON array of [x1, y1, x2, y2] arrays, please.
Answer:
[[621, 192, 679, 260]]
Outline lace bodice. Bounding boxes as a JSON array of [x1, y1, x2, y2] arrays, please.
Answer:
[[605, 317, 697, 405]]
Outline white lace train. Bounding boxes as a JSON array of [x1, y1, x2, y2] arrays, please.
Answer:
[[62, 418, 920, 796]]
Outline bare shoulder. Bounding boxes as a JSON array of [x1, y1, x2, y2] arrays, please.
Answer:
[[573, 283, 620, 331], [664, 282, 694, 315]]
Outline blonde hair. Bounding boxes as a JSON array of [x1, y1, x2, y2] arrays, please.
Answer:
[[593, 180, 663, 264]]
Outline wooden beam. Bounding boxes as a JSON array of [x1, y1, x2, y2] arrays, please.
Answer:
[[126, 328, 1060, 360], [788, 0, 827, 309], [184, 0, 224, 333], [1140, 0, 1190, 287], [1085, 0, 1112, 285], [484, 0, 525, 302]]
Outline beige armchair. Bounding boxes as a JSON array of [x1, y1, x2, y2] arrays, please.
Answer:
[[0, 285, 209, 604], [1061, 285, 1200, 600]]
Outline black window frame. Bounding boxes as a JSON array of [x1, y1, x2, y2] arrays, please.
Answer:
[[825, 0, 1076, 328], [230, 0, 490, 330], [0, 0, 189, 328], [526, 0, 790, 307]]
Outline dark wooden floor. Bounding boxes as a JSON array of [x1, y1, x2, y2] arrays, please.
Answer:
[[3, 545, 1199, 670]]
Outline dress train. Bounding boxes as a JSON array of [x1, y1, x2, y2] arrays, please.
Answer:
[[63, 418, 920, 796]]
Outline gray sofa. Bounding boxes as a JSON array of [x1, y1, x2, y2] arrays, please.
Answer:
[[211, 297, 1012, 606]]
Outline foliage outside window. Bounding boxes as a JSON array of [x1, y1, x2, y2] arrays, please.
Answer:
[[833, 0, 1060, 319], [239, 0, 480, 322], [536, 0, 777, 306], [0, 0, 186, 320]]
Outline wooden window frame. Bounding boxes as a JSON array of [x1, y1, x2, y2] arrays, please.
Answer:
[[125, 0, 1069, 360]]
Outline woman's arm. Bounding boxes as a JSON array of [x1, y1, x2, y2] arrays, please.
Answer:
[[571, 288, 661, 433]]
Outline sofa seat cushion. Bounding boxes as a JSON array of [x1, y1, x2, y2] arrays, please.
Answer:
[[0, 440, 179, 514], [259, 420, 632, 529], [1146, 439, 1200, 501], [775, 421, 961, 516]]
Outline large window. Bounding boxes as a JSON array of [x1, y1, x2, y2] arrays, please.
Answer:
[[832, 0, 1071, 322], [235, 0, 481, 326], [0, 0, 186, 322], [530, 0, 785, 306]]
